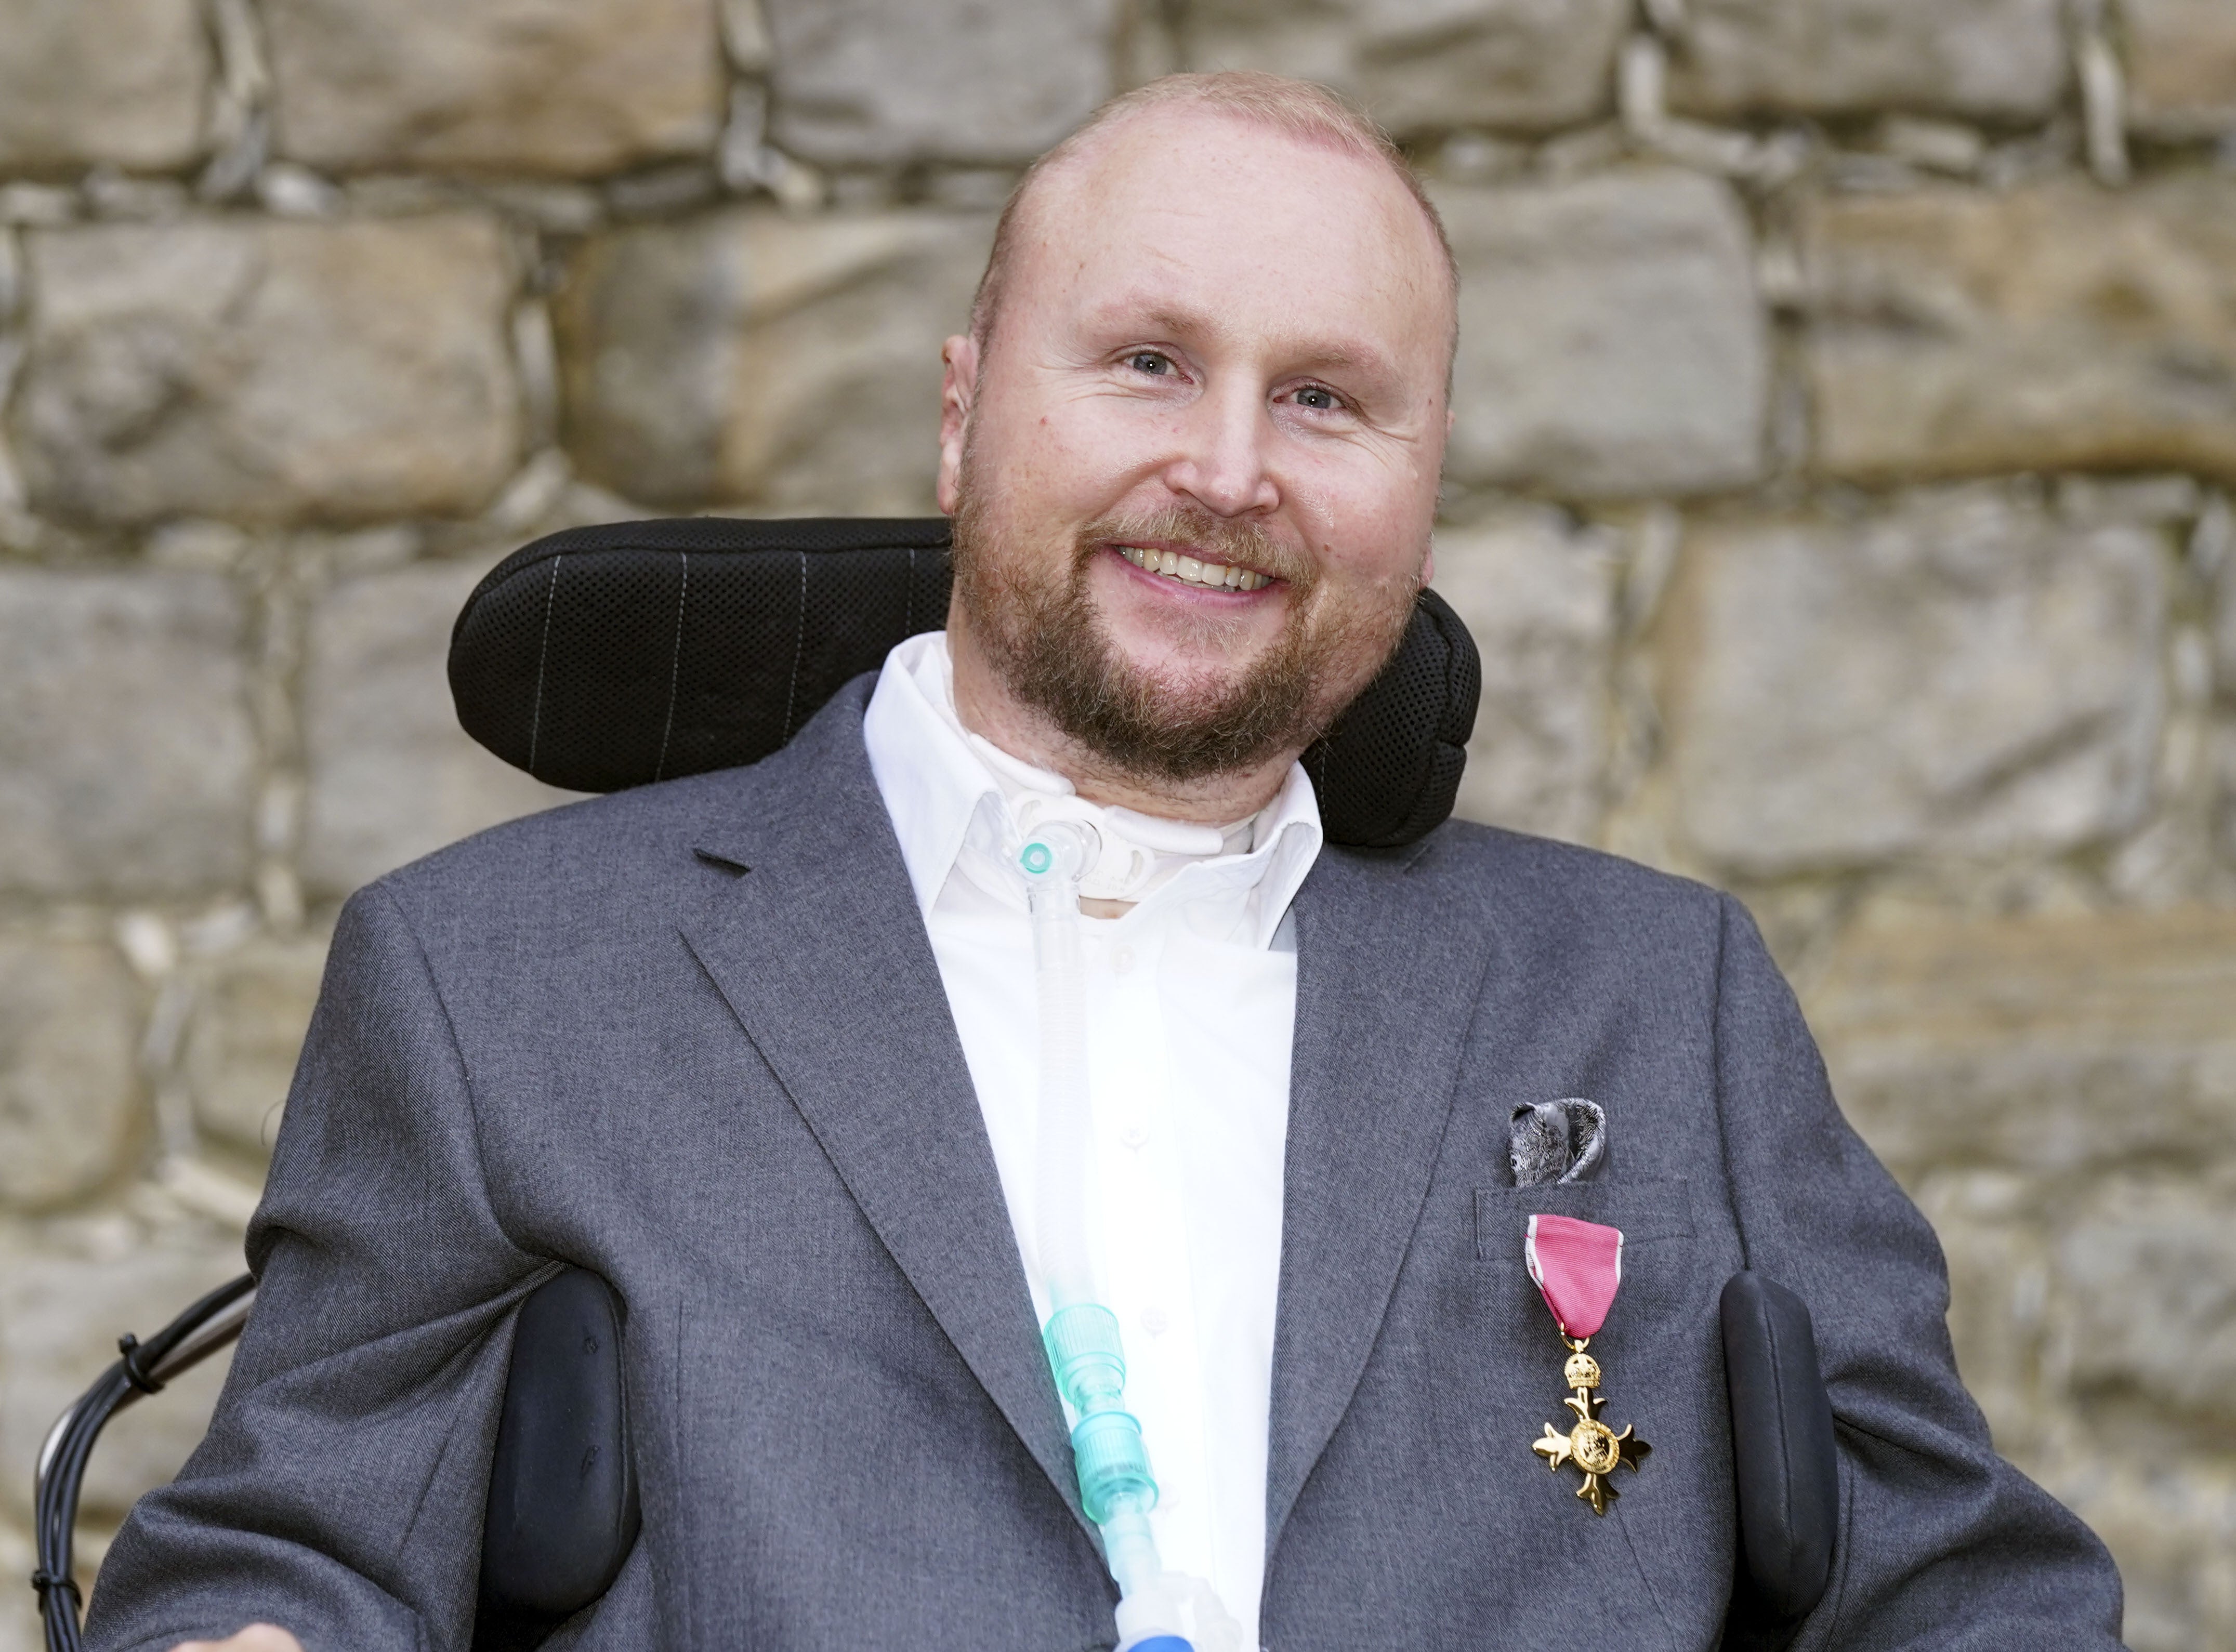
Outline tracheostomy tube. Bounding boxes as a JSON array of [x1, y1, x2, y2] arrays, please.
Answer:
[[1017, 821, 1227, 1652]]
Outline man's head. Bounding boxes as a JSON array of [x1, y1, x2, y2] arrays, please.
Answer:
[[937, 72, 1457, 820]]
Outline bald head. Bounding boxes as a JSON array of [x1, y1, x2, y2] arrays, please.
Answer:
[[969, 72, 1457, 369]]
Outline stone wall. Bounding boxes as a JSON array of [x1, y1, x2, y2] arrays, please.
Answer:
[[2, 1, 2232, 1645]]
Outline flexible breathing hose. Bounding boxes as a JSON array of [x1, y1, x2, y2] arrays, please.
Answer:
[[1019, 824, 1214, 1652], [1023, 822, 1097, 1313]]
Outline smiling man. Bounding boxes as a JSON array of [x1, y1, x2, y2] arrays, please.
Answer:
[[93, 73, 2121, 1652]]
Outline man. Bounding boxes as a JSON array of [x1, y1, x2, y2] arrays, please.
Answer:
[[94, 73, 2121, 1652]]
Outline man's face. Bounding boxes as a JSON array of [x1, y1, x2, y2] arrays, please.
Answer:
[[939, 105, 1453, 788]]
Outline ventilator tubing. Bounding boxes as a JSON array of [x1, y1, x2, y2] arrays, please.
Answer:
[[1022, 821, 1098, 1316], [1019, 826, 1240, 1652]]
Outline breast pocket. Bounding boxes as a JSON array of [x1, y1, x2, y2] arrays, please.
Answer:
[[1474, 1176, 1703, 1351], [1474, 1176, 1696, 1263]]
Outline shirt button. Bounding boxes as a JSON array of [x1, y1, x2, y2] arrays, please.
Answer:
[[1112, 946, 1135, 975], [1141, 1307, 1170, 1337], [1119, 1120, 1149, 1149]]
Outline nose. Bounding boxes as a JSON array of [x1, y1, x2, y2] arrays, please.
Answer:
[[1162, 378, 1280, 518]]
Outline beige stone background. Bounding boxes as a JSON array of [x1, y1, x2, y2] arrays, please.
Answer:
[[2, 0, 2234, 1644]]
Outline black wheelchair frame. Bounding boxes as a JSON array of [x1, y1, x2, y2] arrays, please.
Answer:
[[34, 1267, 639, 1652], [35, 1277, 256, 1652]]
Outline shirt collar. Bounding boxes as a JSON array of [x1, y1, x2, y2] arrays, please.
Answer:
[[861, 631, 1323, 950]]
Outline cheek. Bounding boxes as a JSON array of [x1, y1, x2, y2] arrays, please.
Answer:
[[1285, 452, 1436, 589], [983, 395, 1162, 520]]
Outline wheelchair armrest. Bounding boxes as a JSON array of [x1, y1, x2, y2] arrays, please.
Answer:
[[1720, 1270, 1840, 1651], [476, 1267, 641, 1645]]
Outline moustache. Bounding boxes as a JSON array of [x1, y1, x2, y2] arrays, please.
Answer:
[[1074, 506, 1317, 588]]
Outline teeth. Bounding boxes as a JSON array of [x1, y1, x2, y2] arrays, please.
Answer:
[[1119, 544, 1269, 591]]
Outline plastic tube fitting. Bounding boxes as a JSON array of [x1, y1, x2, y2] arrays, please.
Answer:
[[1044, 1304, 1156, 1526]]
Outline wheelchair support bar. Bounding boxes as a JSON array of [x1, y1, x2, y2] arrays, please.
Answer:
[[33, 1274, 256, 1652]]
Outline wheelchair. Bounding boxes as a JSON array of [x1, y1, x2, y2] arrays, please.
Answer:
[[32, 517, 1837, 1652]]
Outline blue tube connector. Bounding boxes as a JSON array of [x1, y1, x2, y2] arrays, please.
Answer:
[[1043, 1304, 1158, 1526]]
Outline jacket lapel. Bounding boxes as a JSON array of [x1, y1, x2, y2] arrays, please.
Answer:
[[1264, 840, 1498, 1554], [678, 694, 1087, 1533]]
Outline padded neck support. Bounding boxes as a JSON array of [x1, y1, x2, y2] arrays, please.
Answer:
[[451, 517, 1480, 850]]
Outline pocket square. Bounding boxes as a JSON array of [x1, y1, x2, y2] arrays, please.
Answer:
[[1510, 1097, 1609, 1187]]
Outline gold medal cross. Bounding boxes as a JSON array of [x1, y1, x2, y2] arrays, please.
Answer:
[[1532, 1340, 1650, 1515]]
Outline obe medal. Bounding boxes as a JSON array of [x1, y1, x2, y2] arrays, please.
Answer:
[[1525, 1213, 1650, 1516]]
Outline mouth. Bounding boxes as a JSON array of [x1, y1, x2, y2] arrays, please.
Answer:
[[1113, 541, 1275, 592]]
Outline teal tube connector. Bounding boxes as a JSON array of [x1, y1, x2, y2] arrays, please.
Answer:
[[1043, 1303, 1158, 1526]]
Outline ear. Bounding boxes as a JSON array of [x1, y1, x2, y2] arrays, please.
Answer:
[[937, 333, 980, 516]]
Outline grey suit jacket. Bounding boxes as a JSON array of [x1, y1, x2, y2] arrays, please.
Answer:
[[87, 678, 2123, 1651]]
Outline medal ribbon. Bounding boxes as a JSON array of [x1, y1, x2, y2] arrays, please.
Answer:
[[1524, 1214, 1625, 1339]]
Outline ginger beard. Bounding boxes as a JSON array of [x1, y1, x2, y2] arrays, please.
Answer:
[[949, 454, 1422, 787]]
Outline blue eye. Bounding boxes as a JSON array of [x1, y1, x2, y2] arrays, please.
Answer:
[[1295, 386, 1337, 410], [1128, 351, 1172, 375]]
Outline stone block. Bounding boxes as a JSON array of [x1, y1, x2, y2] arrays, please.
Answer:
[[1431, 511, 1620, 841], [2218, 513, 2236, 695], [2123, 0, 2236, 139], [1185, 0, 1628, 135], [1664, 491, 2164, 873], [557, 208, 993, 511], [183, 936, 331, 1158], [2057, 1179, 2236, 1431], [1433, 169, 1767, 499], [0, 570, 255, 898], [1801, 178, 2236, 485], [12, 217, 523, 527], [2061, 1465, 2236, 1652], [1805, 906, 2236, 1180], [1665, 0, 2066, 122], [0, 0, 211, 174], [1907, 1174, 2056, 1455], [764, 0, 1115, 167], [0, 1223, 246, 1524], [0, 1530, 32, 1652], [302, 557, 576, 897], [265, 0, 724, 176], [0, 937, 141, 1212]]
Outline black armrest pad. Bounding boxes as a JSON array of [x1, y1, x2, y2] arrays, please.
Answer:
[[478, 1268, 640, 1629], [1721, 1270, 1839, 1631]]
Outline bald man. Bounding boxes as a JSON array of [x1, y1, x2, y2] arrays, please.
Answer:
[[92, 74, 2121, 1652]]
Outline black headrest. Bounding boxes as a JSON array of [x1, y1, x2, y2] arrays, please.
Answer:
[[450, 518, 1479, 850]]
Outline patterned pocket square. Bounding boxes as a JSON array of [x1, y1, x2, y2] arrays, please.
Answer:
[[1510, 1096, 1610, 1187]]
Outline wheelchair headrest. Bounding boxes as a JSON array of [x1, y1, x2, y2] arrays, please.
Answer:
[[450, 518, 1480, 850]]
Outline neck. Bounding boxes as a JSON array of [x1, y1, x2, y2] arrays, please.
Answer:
[[946, 620, 1295, 827]]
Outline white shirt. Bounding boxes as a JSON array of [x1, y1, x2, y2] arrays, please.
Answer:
[[862, 631, 1322, 1649]]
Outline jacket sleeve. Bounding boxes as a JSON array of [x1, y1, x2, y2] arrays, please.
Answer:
[[85, 882, 545, 1652], [1709, 894, 2124, 1650]]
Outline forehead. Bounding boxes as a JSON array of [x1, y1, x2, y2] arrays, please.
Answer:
[[1006, 107, 1451, 365]]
